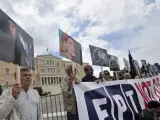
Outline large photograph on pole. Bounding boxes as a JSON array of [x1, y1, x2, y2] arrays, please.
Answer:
[[141, 60, 147, 67], [0, 9, 34, 69], [59, 29, 82, 64], [123, 58, 130, 71], [89, 45, 109, 67], [108, 55, 120, 71]]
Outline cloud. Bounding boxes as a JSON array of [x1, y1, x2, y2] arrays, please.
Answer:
[[0, 0, 160, 77]]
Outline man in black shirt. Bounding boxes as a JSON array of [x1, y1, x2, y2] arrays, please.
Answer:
[[139, 101, 160, 120], [82, 65, 97, 82]]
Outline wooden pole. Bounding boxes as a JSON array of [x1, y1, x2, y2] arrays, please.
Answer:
[[16, 66, 21, 84], [72, 62, 75, 75]]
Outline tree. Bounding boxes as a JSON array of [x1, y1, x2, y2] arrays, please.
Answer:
[[128, 51, 137, 79]]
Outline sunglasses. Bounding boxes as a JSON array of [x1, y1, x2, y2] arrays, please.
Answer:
[[104, 72, 109, 75]]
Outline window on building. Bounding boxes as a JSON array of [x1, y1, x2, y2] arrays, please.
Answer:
[[48, 68, 50, 73], [57, 62, 59, 66], [33, 80, 36, 85], [53, 68, 55, 73], [5, 68, 9, 75], [41, 60, 44, 64], [47, 60, 49, 65], [41, 69, 45, 73], [57, 70, 60, 73], [6, 81, 9, 86], [52, 61, 55, 65]]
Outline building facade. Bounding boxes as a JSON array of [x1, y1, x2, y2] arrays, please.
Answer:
[[0, 54, 88, 94], [35, 54, 88, 94], [0, 61, 37, 87]]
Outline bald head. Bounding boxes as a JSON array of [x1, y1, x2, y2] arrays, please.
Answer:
[[84, 65, 93, 76]]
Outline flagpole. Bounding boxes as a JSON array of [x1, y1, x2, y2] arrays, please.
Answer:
[[72, 62, 75, 75]]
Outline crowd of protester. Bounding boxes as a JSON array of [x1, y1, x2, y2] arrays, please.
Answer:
[[0, 64, 159, 120], [61, 64, 160, 120]]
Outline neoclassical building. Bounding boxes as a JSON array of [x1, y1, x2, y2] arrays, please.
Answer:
[[0, 54, 88, 94]]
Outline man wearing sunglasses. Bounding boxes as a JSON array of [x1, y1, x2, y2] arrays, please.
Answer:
[[103, 70, 112, 81]]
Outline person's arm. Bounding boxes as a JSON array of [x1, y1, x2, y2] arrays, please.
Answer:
[[0, 89, 16, 120], [60, 77, 73, 97]]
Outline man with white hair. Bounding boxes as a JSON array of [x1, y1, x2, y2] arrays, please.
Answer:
[[60, 64, 80, 120]]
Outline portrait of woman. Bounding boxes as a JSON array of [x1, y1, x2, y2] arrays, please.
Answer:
[[89, 45, 109, 67], [109, 55, 120, 71], [60, 32, 76, 61]]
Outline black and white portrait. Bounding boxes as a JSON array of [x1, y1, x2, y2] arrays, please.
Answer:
[[89, 45, 109, 67], [108, 55, 120, 71], [141, 60, 147, 66]]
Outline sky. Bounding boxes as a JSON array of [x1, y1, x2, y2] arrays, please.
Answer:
[[0, 0, 160, 77]]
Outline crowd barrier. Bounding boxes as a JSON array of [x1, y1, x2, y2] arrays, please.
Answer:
[[41, 94, 67, 120]]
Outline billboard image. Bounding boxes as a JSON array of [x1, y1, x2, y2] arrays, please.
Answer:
[[108, 55, 120, 71], [134, 60, 140, 70], [0, 9, 34, 69], [123, 58, 130, 71], [141, 60, 147, 67], [59, 29, 82, 64], [89, 45, 109, 67]]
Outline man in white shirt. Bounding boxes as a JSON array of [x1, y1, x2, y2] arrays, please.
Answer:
[[0, 67, 43, 120]]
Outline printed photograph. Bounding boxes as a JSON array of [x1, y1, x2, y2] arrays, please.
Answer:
[[59, 29, 82, 64], [0, 9, 34, 69], [108, 55, 120, 71], [89, 45, 109, 67]]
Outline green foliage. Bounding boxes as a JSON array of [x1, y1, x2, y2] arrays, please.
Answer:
[[128, 51, 137, 79]]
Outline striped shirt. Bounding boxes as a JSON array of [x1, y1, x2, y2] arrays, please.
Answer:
[[15, 89, 38, 120]]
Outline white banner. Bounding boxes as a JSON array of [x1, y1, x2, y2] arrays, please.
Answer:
[[74, 75, 160, 120]]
